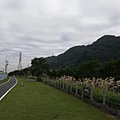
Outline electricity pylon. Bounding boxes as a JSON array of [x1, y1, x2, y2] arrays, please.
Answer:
[[18, 52, 22, 71], [5, 59, 8, 73]]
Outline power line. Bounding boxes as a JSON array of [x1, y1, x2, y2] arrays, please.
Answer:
[[0, 34, 17, 57]]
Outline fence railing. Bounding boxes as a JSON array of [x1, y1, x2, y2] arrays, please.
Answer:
[[41, 77, 120, 118]]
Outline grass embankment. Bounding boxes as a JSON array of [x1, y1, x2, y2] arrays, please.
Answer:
[[0, 78, 118, 120], [0, 78, 9, 84]]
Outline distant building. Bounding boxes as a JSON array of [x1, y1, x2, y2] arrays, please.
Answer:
[[0, 70, 4, 73]]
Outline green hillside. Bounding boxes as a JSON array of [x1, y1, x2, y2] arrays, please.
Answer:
[[46, 35, 120, 69]]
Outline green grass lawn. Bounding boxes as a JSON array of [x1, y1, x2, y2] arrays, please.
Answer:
[[0, 77, 118, 120]]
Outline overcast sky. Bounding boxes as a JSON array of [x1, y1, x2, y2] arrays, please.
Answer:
[[0, 0, 120, 73]]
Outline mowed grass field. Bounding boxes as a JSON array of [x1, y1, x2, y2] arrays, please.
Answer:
[[0, 78, 118, 120]]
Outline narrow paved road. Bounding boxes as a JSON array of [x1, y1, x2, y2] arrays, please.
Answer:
[[0, 77, 17, 99]]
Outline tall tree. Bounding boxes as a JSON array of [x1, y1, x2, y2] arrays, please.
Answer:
[[31, 57, 49, 81]]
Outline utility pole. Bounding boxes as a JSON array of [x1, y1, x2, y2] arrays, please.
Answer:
[[18, 52, 22, 71]]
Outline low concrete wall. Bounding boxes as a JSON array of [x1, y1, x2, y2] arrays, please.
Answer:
[[0, 73, 8, 81]]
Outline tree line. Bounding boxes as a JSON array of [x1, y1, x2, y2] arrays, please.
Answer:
[[9, 57, 120, 81], [49, 59, 120, 81]]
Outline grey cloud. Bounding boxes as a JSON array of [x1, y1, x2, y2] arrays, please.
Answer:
[[0, 0, 120, 72], [4, 0, 24, 11]]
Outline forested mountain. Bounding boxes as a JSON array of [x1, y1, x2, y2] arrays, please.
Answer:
[[46, 35, 120, 70]]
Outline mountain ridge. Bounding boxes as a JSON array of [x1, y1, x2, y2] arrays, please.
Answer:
[[46, 35, 120, 70]]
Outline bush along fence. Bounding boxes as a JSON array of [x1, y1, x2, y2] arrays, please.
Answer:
[[41, 77, 120, 118]]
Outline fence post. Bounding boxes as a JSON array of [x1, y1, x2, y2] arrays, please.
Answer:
[[90, 87, 93, 100], [56, 80, 58, 88], [46, 75, 47, 83], [54, 80, 57, 87], [75, 82, 78, 96], [103, 88, 106, 105], [49, 79, 51, 85], [70, 81, 73, 93], [60, 81, 61, 89], [62, 81, 64, 91], [81, 85, 83, 100], [47, 78, 49, 84], [58, 80, 60, 88], [66, 82, 68, 92], [47, 79, 49, 84]]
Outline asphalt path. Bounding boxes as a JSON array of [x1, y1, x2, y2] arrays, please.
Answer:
[[0, 77, 17, 100]]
